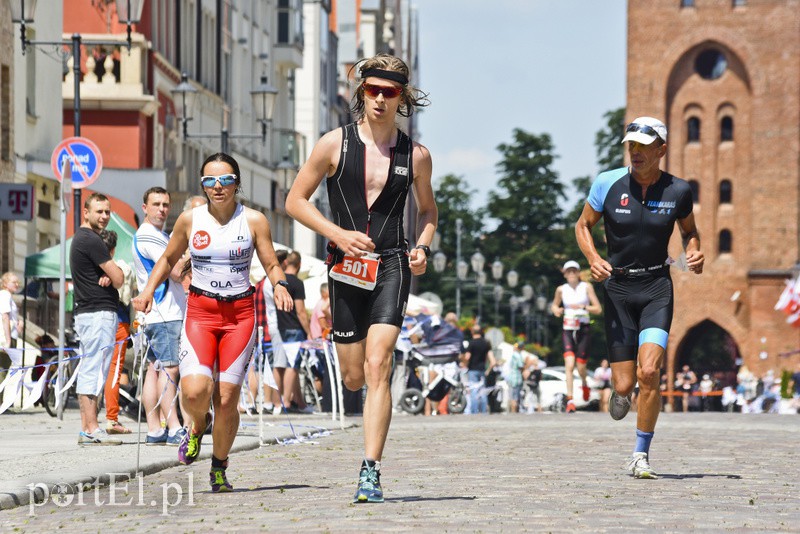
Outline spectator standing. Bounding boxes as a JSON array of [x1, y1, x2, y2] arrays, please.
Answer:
[[98, 229, 135, 434], [0, 272, 22, 349], [70, 193, 124, 445], [0, 272, 22, 405], [674, 364, 697, 413], [699, 373, 714, 411], [791, 362, 800, 398], [276, 251, 313, 413], [506, 342, 526, 413], [132, 187, 187, 446], [462, 324, 496, 414], [310, 283, 332, 340], [249, 272, 284, 413]]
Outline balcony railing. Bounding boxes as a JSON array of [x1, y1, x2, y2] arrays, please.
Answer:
[[62, 32, 156, 115]]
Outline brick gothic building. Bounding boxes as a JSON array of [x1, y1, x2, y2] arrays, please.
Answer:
[[626, 0, 800, 386]]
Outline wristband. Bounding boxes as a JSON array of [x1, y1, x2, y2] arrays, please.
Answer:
[[414, 244, 431, 258], [275, 280, 290, 289]]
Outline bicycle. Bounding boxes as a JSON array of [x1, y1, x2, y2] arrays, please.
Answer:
[[42, 351, 105, 417]]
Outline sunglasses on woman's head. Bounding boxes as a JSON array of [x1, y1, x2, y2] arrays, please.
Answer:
[[200, 174, 237, 188], [362, 83, 403, 99]]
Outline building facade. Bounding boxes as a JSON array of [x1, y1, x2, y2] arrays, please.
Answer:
[[626, 0, 800, 385]]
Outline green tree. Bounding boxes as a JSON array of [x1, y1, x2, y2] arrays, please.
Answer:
[[596, 107, 626, 172], [485, 129, 566, 259], [416, 174, 485, 314], [430, 174, 485, 260]]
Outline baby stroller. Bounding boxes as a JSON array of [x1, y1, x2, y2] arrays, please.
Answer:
[[396, 314, 467, 415]]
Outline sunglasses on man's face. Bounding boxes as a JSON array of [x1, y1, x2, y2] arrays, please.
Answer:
[[626, 123, 664, 142], [362, 83, 403, 99], [200, 174, 237, 188]]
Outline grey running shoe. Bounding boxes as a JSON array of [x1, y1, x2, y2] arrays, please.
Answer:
[[627, 452, 658, 479], [609, 390, 631, 421], [78, 428, 122, 446]]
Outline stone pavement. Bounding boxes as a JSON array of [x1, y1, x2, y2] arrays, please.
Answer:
[[0, 405, 351, 512], [1, 411, 798, 532]]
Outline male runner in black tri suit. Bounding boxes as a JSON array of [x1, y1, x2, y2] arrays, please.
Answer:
[[286, 54, 436, 503], [576, 116, 704, 479]]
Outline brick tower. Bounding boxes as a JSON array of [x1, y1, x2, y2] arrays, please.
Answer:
[[626, 0, 800, 387]]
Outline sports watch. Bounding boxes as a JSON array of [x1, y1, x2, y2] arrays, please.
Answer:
[[414, 244, 431, 258], [275, 280, 290, 289]]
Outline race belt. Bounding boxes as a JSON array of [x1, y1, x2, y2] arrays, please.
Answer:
[[189, 284, 255, 302]]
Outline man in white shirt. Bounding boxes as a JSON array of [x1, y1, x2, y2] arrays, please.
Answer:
[[132, 187, 188, 446]]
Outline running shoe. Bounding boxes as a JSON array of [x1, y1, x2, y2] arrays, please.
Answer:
[[178, 413, 211, 465], [609, 390, 632, 421], [353, 461, 383, 503], [166, 427, 187, 446], [146, 431, 168, 446], [78, 428, 122, 446], [582, 384, 591, 402], [210, 467, 233, 493], [627, 452, 658, 479], [565, 400, 577, 413]]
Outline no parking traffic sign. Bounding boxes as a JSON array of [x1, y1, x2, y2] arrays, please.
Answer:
[[51, 137, 104, 189]]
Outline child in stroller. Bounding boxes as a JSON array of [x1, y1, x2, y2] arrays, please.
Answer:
[[395, 314, 467, 415]]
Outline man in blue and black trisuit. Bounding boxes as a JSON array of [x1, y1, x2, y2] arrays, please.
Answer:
[[575, 116, 704, 479]]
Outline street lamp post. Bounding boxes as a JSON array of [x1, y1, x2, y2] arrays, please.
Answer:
[[491, 258, 503, 324], [471, 252, 485, 320], [509, 295, 519, 334], [8, 0, 145, 234], [172, 72, 278, 155], [455, 218, 463, 318], [8, 0, 144, 420]]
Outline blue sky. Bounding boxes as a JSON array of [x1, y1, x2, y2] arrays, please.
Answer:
[[416, 0, 627, 209]]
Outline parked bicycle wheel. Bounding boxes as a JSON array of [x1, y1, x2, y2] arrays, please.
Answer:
[[43, 360, 71, 417]]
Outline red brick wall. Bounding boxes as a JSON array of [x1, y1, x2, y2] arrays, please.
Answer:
[[627, 0, 800, 379]]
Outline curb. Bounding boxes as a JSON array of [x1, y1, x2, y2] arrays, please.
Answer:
[[0, 422, 354, 512]]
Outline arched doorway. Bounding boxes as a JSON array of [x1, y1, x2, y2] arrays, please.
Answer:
[[675, 320, 740, 387]]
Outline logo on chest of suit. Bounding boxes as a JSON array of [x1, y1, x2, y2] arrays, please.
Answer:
[[229, 247, 249, 260], [193, 231, 211, 250], [620, 193, 629, 207], [395, 166, 408, 176], [646, 200, 675, 215]]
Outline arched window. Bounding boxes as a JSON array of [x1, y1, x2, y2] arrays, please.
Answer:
[[719, 229, 732, 253], [719, 179, 732, 204], [689, 180, 700, 203], [687, 117, 701, 142], [720, 116, 734, 141]]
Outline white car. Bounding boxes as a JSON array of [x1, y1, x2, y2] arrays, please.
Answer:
[[527, 366, 601, 411]]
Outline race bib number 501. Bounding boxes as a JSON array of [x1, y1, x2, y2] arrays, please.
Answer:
[[329, 253, 380, 290]]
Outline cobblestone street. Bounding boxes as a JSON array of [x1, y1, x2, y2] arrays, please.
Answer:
[[1, 412, 798, 532]]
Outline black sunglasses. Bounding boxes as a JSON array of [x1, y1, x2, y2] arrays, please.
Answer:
[[626, 123, 664, 142]]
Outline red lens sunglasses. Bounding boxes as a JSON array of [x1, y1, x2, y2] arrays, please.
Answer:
[[362, 83, 403, 99]]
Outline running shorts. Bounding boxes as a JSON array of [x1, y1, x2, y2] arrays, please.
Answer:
[[328, 250, 410, 343], [179, 292, 256, 384], [562, 324, 591, 364], [602, 273, 673, 363]]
